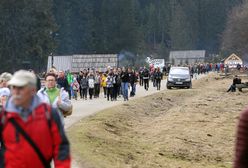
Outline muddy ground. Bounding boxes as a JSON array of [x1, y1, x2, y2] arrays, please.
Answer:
[[68, 74, 248, 168]]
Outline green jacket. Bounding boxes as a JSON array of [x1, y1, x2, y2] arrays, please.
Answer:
[[67, 73, 73, 85]]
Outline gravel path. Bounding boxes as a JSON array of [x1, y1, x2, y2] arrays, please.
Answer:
[[65, 80, 167, 129]]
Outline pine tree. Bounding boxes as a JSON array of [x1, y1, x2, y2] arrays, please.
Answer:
[[0, 0, 56, 72]]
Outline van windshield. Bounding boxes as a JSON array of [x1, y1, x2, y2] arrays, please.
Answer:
[[170, 68, 190, 75]]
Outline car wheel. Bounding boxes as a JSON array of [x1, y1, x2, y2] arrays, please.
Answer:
[[188, 83, 192, 89], [167, 86, 172, 89]]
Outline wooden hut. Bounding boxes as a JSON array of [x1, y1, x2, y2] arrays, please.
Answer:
[[169, 50, 206, 65], [224, 53, 243, 68], [47, 54, 118, 72]]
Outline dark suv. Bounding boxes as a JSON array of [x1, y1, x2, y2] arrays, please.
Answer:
[[167, 67, 192, 89]]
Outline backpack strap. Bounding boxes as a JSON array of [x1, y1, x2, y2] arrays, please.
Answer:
[[43, 104, 51, 129], [9, 118, 51, 168]]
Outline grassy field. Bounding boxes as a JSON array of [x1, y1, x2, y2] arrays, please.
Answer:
[[67, 74, 248, 168]]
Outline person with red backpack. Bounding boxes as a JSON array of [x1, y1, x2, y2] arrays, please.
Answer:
[[0, 70, 71, 168]]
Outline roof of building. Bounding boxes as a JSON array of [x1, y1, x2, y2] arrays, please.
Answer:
[[224, 53, 243, 64]]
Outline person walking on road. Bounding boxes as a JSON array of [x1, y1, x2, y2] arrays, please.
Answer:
[[94, 71, 101, 98], [57, 71, 70, 95], [101, 73, 107, 98], [121, 67, 130, 101], [66, 71, 74, 100], [77, 71, 84, 99], [71, 77, 79, 100], [80, 74, 89, 100], [151, 69, 157, 88], [113, 69, 121, 101], [154, 68, 163, 90], [143, 67, 150, 91], [139, 67, 144, 86], [129, 68, 138, 97], [106, 72, 114, 101], [0, 70, 71, 168], [88, 72, 95, 100], [37, 73, 72, 121]]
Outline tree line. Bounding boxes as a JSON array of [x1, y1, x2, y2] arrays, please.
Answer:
[[0, 0, 244, 72], [222, 0, 248, 61]]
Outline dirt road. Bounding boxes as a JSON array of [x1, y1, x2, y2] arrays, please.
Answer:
[[65, 80, 168, 129], [67, 74, 248, 168]]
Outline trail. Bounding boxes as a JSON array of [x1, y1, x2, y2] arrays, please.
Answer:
[[65, 81, 167, 129]]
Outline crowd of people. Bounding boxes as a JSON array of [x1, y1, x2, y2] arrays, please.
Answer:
[[52, 67, 139, 102], [48, 65, 172, 103]]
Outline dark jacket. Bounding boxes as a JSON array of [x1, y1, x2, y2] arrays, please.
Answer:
[[106, 75, 114, 88], [77, 75, 84, 86], [80, 77, 88, 89], [129, 72, 138, 84], [233, 77, 242, 86], [154, 71, 163, 80], [121, 71, 129, 83], [142, 69, 150, 80], [57, 77, 69, 90], [113, 74, 121, 85]]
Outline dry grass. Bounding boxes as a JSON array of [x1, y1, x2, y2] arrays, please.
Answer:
[[67, 74, 248, 168]]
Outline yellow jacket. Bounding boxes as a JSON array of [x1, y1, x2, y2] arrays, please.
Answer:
[[101, 76, 107, 87]]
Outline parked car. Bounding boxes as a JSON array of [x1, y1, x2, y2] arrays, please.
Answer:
[[167, 67, 192, 89]]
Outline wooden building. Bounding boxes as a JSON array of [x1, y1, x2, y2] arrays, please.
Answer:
[[224, 53, 243, 68], [169, 50, 206, 65], [47, 54, 118, 72]]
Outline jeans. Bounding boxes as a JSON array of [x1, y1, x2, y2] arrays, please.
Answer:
[[73, 90, 78, 100], [107, 87, 113, 101], [156, 79, 161, 90], [81, 88, 88, 99], [153, 79, 157, 87], [121, 82, 129, 100], [79, 86, 83, 98], [144, 79, 149, 90], [133, 84, 136, 94], [113, 84, 119, 100], [70, 86, 74, 97], [130, 83, 136, 96], [103, 87, 107, 97], [94, 84, 100, 97], [89, 88, 94, 99], [227, 85, 236, 92], [140, 78, 143, 86]]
